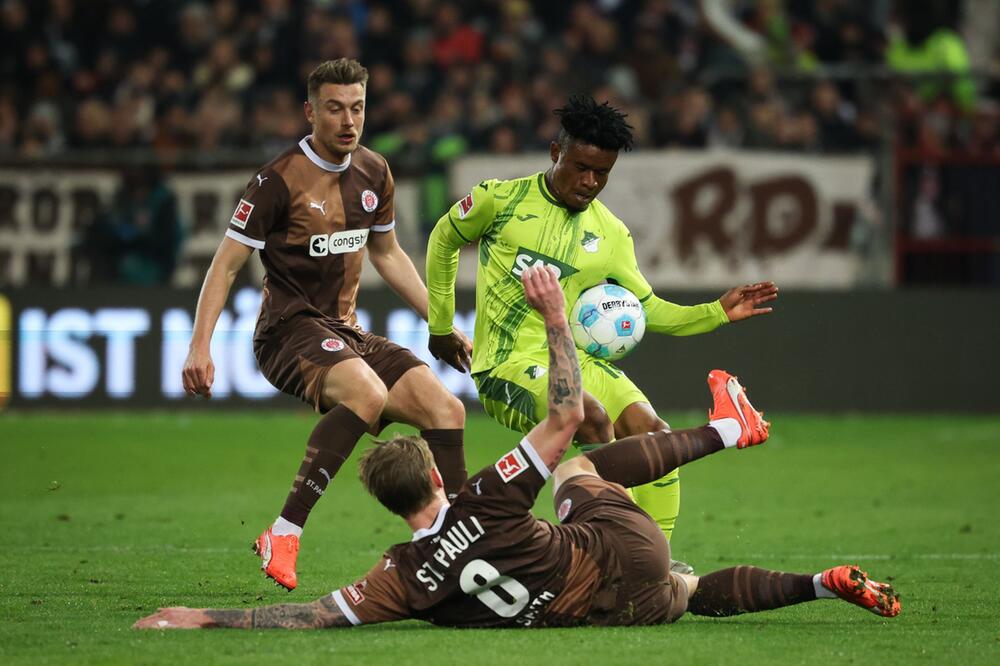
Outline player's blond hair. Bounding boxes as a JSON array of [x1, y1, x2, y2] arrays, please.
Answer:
[[307, 58, 369, 99], [358, 435, 436, 517]]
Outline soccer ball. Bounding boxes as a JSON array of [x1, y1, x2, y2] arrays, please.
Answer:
[[569, 284, 646, 361]]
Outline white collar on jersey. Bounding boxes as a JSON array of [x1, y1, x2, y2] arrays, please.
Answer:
[[299, 135, 352, 172], [411, 503, 450, 542]]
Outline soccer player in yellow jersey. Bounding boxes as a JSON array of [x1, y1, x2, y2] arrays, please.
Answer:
[[424, 95, 778, 572]]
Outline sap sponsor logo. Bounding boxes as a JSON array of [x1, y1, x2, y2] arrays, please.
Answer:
[[361, 189, 379, 213], [19, 307, 151, 398], [415, 517, 486, 592], [509, 247, 578, 280], [309, 229, 370, 257], [230, 199, 254, 229], [321, 338, 344, 352], [496, 448, 528, 483]]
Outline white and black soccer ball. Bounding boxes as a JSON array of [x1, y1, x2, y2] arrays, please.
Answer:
[[569, 284, 646, 361]]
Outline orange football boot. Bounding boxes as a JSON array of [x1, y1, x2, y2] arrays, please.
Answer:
[[821, 565, 901, 617], [707, 369, 770, 448], [253, 526, 299, 591]]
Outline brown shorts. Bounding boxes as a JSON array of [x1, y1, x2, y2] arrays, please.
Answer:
[[554, 475, 689, 625], [254, 314, 426, 411]]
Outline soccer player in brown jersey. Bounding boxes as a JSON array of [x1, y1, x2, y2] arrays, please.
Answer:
[[144, 265, 900, 630], [180, 58, 473, 591]]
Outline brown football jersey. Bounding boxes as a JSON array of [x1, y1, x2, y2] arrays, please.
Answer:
[[225, 136, 396, 343], [330, 439, 679, 628]]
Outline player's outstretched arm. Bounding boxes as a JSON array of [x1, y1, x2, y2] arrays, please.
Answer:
[[521, 266, 584, 471], [182, 236, 254, 398], [134, 596, 359, 630]]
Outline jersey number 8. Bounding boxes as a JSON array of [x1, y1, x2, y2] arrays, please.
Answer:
[[459, 559, 530, 618]]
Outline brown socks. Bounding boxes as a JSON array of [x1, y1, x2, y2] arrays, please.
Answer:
[[421, 429, 467, 499], [583, 426, 724, 488], [688, 566, 817, 616], [279, 404, 370, 528]]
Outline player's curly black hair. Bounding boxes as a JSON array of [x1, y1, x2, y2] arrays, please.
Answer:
[[554, 94, 634, 152]]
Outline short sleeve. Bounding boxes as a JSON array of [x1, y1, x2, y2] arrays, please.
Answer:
[[444, 179, 498, 243], [225, 168, 289, 250], [458, 438, 550, 518], [372, 162, 395, 232], [330, 554, 410, 626]]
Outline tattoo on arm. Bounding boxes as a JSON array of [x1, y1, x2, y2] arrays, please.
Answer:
[[206, 597, 351, 630], [545, 322, 582, 415]]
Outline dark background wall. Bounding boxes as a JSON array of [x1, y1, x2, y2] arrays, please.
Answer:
[[2, 288, 997, 412], [618, 290, 999, 412]]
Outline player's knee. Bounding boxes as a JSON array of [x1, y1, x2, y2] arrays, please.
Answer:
[[575, 401, 613, 444], [332, 370, 388, 422], [614, 407, 668, 438], [434, 393, 466, 429]]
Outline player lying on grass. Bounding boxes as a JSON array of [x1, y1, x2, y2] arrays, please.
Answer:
[[425, 93, 779, 571], [137, 266, 900, 630]]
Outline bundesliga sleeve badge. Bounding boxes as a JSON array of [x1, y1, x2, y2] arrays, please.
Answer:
[[361, 189, 379, 213], [230, 199, 254, 229], [495, 448, 528, 483]]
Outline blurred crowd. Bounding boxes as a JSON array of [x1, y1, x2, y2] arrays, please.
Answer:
[[2, 0, 998, 168]]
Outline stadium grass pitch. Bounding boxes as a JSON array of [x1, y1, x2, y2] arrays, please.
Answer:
[[2, 410, 999, 665]]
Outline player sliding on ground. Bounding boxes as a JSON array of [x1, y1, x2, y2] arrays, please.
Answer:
[[139, 265, 900, 630]]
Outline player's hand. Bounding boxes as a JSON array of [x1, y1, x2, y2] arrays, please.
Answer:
[[133, 607, 210, 630], [182, 347, 215, 398], [719, 281, 779, 322], [429, 329, 472, 373], [521, 265, 565, 321]]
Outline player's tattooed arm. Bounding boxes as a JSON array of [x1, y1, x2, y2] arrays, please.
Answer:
[[521, 265, 584, 468], [545, 324, 581, 409], [135, 597, 353, 630], [227, 597, 351, 629]]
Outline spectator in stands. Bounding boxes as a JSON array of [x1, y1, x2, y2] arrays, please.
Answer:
[[82, 165, 183, 285], [0, 0, 995, 169], [886, 1, 975, 112]]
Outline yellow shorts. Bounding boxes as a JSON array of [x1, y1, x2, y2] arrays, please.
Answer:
[[473, 348, 649, 437]]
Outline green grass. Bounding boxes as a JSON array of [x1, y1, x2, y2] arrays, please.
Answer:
[[1, 410, 999, 665]]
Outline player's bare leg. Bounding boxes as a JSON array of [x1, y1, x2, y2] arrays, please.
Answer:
[[255, 359, 386, 590], [574, 392, 614, 445], [381, 365, 468, 499]]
